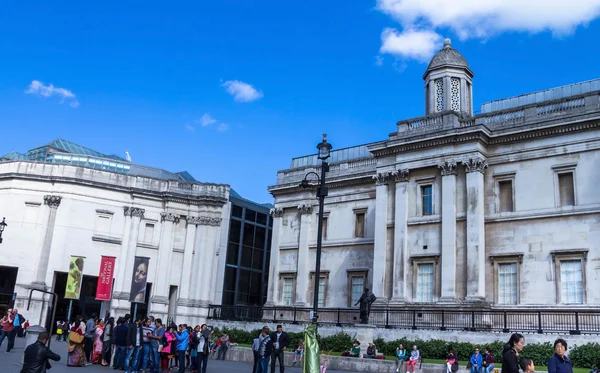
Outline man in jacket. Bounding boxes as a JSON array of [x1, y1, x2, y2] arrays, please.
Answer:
[[112, 318, 128, 370], [20, 331, 61, 373], [125, 317, 144, 373], [175, 324, 190, 373], [257, 327, 273, 373], [84, 313, 96, 364], [270, 325, 290, 373]]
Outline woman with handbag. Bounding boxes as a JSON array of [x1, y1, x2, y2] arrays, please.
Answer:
[[67, 315, 87, 367]]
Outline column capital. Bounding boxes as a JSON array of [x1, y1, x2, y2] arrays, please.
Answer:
[[393, 169, 409, 182], [43, 195, 62, 208], [463, 157, 488, 174], [195, 215, 222, 226], [160, 212, 181, 223], [439, 160, 458, 176], [373, 172, 391, 186], [270, 207, 284, 218], [124, 206, 145, 218], [297, 204, 313, 215]]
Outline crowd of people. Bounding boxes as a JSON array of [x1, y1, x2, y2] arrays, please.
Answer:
[[0, 308, 29, 352]]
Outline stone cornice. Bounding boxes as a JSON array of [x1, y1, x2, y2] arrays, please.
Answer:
[[439, 161, 458, 176], [43, 195, 62, 208]]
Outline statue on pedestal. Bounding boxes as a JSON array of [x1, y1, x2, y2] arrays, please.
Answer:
[[355, 288, 377, 324]]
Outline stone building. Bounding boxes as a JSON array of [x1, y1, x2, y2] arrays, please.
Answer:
[[0, 139, 269, 327], [266, 39, 600, 313]]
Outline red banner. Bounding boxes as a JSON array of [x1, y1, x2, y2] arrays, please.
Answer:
[[96, 256, 116, 301]]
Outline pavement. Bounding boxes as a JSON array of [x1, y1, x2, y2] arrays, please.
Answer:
[[0, 337, 352, 373]]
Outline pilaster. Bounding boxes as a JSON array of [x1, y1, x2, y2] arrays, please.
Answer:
[[178, 217, 198, 301], [265, 208, 284, 306], [295, 204, 312, 306], [439, 161, 458, 302], [198, 215, 223, 305], [31, 195, 62, 289], [151, 212, 179, 316], [372, 172, 390, 301], [463, 157, 488, 302], [390, 170, 409, 304]]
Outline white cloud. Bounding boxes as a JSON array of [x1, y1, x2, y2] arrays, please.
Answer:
[[25, 80, 80, 108], [221, 80, 263, 102], [217, 123, 229, 132], [380, 28, 442, 62], [374, 55, 384, 66], [375, 0, 600, 61], [196, 113, 216, 127]]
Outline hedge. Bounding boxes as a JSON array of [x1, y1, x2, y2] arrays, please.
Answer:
[[211, 327, 599, 369]]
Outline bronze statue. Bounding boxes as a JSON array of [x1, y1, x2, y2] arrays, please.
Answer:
[[355, 288, 377, 324]]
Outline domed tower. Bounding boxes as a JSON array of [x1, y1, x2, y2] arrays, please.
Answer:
[[423, 38, 474, 115]]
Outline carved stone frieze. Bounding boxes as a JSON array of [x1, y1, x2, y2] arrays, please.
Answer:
[[463, 158, 488, 173], [124, 206, 145, 218], [393, 169, 409, 182], [439, 161, 458, 176], [43, 195, 62, 208], [270, 208, 284, 218], [298, 204, 313, 215], [160, 212, 181, 224], [196, 216, 222, 226], [373, 172, 391, 186]]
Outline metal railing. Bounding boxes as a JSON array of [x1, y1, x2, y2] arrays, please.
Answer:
[[207, 305, 600, 335]]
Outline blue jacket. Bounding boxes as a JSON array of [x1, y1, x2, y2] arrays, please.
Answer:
[[176, 330, 189, 351], [470, 353, 483, 366], [548, 354, 573, 373]]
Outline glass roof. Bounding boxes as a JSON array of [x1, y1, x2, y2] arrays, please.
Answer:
[[176, 171, 197, 182], [47, 138, 109, 158], [0, 151, 28, 160]]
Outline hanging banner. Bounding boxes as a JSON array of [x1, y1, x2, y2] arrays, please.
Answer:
[[129, 256, 150, 303], [96, 256, 116, 301], [65, 256, 86, 299]]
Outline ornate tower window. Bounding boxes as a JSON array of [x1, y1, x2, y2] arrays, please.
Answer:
[[451, 78, 460, 111], [435, 79, 444, 112]]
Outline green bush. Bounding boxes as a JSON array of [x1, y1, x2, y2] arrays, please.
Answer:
[[521, 342, 554, 367], [318, 332, 355, 352], [569, 343, 600, 369]]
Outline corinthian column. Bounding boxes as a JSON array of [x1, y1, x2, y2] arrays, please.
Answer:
[[265, 208, 284, 306], [372, 172, 390, 301], [295, 205, 312, 306], [463, 157, 488, 302], [152, 212, 179, 309], [439, 161, 458, 302], [390, 170, 409, 304], [31, 195, 62, 289]]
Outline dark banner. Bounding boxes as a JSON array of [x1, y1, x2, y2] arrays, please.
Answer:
[[129, 256, 150, 303]]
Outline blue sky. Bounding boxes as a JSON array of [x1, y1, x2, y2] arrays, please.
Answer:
[[1, 0, 600, 203]]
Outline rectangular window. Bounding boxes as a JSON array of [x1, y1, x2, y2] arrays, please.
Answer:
[[318, 278, 326, 308], [354, 213, 365, 238], [282, 278, 294, 306], [498, 180, 514, 212], [416, 263, 434, 302], [143, 223, 155, 243], [498, 263, 518, 305], [560, 260, 583, 304], [350, 276, 364, 306], [321, 216, 328, 240], [421, 185, 433, 215], [558, 173, 575, 206]]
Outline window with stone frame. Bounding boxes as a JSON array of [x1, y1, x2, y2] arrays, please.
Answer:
[[553, 164, 577, 207], [421, 185, 433, 215], [494, 172, 516, 213], [416, 176, 436, 217], [143, 223, 155, 243], [95, 211, 112, 235], [450, 77, 461, 111], [435, 79, 444, 112], [347, 269, 368, 307], [552, 250, 588, 305], [411, 255, 439, 303], [322, 213, 329, 240], [280, 273, 296, 306], [310, 272, 329, 308], [490, 253, 523, 305], [353, 208, 366, 238]]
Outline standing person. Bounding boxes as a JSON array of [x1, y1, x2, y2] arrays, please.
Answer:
[[20, 331, 61, 373], [147, 318, 165, 373], [55, 321, 64, 342], [270, 325, 290, 373], [15, 309, 25, 337], [61, 321, 69, 342], [257, 327, 272, 373], [67, 315, 87, 367], [196, 324, 212, 373], [482, 347, 495, 373], [84, 313, 97, 365], [547, 339, 573, 373], [175, 324, 190, 373], [92, 319, 105, 364], [125, 317, 144, 373], [101, 317, 114, 366], [501, 333, 525, 373], [470, 347, 483, 373], [161, 325, 176, 372], [252, 334, 261, 373], [23, 320, 31, 337], [141, 317, 156, 372], [112, 318, 128, 370], [0, 309, 17, 352]]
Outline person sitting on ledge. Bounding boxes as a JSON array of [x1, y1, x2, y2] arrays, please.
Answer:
[[363, 342, 377, 359], [345, 340, 361, 357]]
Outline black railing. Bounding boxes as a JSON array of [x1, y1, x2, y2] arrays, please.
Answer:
[[207, 305, 600, 335]]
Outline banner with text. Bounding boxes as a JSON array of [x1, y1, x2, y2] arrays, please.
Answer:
[[65, 256, 86, 300], [96, 256, 116, 301], [129, 256, 150, 303]]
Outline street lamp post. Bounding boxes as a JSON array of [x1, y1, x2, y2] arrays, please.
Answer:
[[300, 134, 332, 324], [0, 217, 7, 244]]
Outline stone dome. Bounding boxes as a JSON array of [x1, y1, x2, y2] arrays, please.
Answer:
[[424, 38, 473, 78]]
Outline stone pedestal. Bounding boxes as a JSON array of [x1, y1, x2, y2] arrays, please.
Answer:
[[354, 324, 376, 356]]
